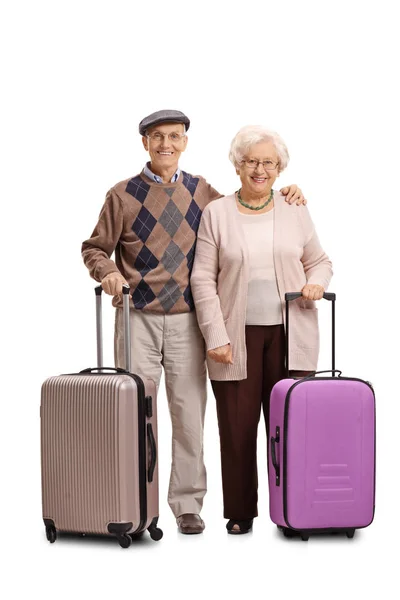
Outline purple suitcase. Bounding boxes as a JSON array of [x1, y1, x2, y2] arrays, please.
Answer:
[[269, 292, 375, 540]]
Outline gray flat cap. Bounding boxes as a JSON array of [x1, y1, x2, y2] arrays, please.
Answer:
[[139, 109, 190, 136]]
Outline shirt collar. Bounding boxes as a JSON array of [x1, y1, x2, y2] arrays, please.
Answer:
[[143, 162, 180, 183]]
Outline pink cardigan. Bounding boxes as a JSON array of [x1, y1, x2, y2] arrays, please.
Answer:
[[191, 192, 333, 381]]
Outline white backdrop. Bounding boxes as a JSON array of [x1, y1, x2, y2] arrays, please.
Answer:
[[2, 1, 399, 598]]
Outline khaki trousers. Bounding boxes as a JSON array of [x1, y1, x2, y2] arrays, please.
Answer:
[[114, 309, 207, 518]]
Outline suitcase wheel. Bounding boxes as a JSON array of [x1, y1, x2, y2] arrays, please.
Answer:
[[149, 526, 163, 541], [45, 525, 57, 544], [117, 534, 132, 549], [148, 517, 163, 542], [300, 533, 310, 542], [346, 529, 355, 539], [282, 527, 295, 538]]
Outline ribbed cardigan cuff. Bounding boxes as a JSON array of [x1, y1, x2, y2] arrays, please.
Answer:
[[207, 361, 246, 381], [205, 323, 230, 351], [289, 351, 318, 372], [306, 273, 332, 290]]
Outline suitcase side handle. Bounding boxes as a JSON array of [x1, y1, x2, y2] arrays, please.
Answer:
[[95, 284, 131, 372], [270, 426, 280, 487], [147, 423, 157, 483], [285, 291, 336, 376]]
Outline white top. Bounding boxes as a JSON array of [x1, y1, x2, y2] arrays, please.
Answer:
[[239, 209, 283, 325]]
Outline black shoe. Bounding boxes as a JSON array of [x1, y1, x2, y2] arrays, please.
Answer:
[[226, 519, 253, 535]]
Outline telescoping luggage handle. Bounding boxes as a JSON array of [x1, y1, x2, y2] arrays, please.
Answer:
[[270, 292, 337, 488], [285, 292, 336, 377], [94, 284, 131, 372], [92, 286, 158, 488]]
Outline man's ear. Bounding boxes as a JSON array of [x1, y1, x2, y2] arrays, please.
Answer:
[[142, 136, 149, 151]]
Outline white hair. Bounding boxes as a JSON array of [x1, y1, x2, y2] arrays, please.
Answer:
[[229, 125, 290, 173]]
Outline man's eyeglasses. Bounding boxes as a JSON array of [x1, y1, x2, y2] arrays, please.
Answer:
[[242, 159, 278, 171], [147, 132, 186, 142]]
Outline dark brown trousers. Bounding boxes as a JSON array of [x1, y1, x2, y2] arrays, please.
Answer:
[[211, 325, 312, 520]]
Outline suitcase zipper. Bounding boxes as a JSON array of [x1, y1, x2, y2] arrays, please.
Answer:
[[129, 373, 148, 535]]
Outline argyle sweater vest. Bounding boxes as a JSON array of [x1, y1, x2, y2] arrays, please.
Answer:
[[82, 170, 221, 312]]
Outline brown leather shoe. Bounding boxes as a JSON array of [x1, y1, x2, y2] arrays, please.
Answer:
[[176, 513, 205, 535]]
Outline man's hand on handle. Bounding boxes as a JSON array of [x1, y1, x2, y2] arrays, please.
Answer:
[[101, 272, 128, 295]]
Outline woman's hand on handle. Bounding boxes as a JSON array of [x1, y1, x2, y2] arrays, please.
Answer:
[[207, 344, 233, 364], [301, 284, 325, 301]]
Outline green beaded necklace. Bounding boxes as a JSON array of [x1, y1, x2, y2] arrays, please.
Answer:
[[237, 188, 274, 211]]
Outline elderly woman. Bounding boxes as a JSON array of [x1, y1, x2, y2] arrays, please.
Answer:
[[191, 125, 333, 535]]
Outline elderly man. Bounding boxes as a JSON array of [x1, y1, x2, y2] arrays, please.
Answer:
[[81, 109, 306, 534]]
